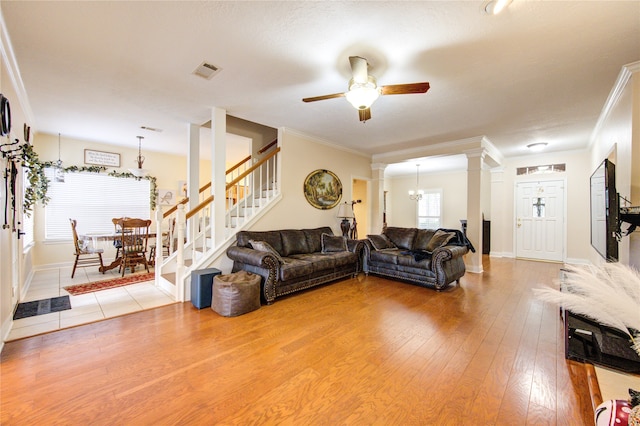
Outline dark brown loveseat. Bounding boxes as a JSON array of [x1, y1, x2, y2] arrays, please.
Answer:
[[226, 227, 363, 304], [363, 226, 473, 290]]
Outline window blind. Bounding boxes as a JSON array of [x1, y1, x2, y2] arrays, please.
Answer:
[[44, 169, 150, 240]]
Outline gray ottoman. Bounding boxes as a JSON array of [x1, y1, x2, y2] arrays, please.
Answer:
[[212, 271, 261, 317]]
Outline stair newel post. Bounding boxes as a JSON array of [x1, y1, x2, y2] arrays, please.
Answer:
[[154, 207, 162, 272], [176, 204, 186, 302]]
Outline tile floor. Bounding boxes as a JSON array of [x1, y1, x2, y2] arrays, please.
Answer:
[[8, 264, 175, 341]]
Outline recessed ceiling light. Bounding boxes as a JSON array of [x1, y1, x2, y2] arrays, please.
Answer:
[[484, 0, 512, 15], [527, 142, 548, 152]]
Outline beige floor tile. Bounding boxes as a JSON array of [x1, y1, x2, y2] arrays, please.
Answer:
[[8, 318, 60, 340]]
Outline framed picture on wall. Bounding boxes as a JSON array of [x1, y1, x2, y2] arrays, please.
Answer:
[[303, 169, 342, 209]]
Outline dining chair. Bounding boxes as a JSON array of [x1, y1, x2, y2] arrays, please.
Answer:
[[111, 217, 130, 260], [117, 218, 152, 276], [69, 218, 105, 278]]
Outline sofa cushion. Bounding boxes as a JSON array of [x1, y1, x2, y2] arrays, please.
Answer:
[[383, 227, 417, 250], [367, 234, 396, 251], [238, 230, 283, 254], [281, 229, 310, 256], [413, 229, 437, 251], [321, 233, 347, 253], [248, 239, 284, 264], [303, 227, 333, 253], [425, 230, 456, 252], [369, 249, 399, 264], [279, 258, 314, 281]]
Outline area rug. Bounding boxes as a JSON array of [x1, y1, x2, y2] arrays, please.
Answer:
[[13, 296, 71, 320], [63, 272, 155, 296]]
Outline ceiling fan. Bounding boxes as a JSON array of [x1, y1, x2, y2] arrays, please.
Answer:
[[302, 56, 430, 122]]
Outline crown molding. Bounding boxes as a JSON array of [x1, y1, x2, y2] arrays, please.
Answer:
[[589, 61, 640, 148]]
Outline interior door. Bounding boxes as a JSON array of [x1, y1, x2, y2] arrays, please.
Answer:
[[515, 180, 565, 262]]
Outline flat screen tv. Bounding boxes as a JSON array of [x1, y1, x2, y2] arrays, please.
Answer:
[[590, 159, 618, 261]]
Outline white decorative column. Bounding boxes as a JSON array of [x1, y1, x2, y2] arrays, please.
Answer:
[[370, 163, 387, 233], [465, 148, 486, 273], [211, 107, 226, 247]]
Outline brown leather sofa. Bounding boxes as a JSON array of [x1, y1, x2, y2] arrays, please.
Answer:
[[226, 227, 363, 304], [363, 226, 472, 290]]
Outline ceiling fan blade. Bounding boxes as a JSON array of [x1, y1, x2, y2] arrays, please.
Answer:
[[302, 92, 345, 103], [358, 108, 371, 122], [349, 56, 369, 84], [380, 82, 430, 95]]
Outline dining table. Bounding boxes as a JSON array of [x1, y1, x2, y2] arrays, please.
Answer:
[[79, 230, 157, 273]]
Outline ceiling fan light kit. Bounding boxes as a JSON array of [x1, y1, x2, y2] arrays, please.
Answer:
[[345, 76, 380, 110], [302, 56, 430, 123]]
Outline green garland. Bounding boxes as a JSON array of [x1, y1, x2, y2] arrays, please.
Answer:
[[20, 143, 158, 214]]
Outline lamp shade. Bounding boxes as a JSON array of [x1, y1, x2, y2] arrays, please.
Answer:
[[345, 76, 380, 110], [336, 202, 354, 219]]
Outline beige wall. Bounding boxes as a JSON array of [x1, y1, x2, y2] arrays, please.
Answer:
[[589, 65, 640, 266], [386, 169, 468, 230], [245, 129, 371, 236], [30, 133, 204, 266]]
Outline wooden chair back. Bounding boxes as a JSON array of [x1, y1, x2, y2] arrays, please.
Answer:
[[68, 218, 104, 278], [117, 218, 152, 276]]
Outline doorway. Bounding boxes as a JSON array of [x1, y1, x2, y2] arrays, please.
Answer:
[[515, 179, 565, 262]]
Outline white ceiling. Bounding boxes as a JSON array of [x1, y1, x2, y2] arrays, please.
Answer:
[[2, 1, 639, 176]]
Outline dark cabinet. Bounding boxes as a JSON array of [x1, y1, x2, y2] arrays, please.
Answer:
[[460, 220, 490, 254]]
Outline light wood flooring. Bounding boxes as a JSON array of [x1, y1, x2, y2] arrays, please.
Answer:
[[1, 257, 595, 425]]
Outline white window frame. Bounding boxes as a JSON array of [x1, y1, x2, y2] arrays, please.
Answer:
[[44, 169, 151, 240], [416, 188, 442, 229]]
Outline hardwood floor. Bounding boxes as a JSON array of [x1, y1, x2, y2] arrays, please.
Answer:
[[1, 257, 594, 425]]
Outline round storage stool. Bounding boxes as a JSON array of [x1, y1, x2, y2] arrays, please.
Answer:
[[212, 271, 261, 317]]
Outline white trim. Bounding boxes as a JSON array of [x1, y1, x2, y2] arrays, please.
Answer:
[[589, 61, 640, 148]]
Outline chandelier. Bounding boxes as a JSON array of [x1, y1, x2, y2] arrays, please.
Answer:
[[129, 136, 148, 177], [408, 164, 424, 201]]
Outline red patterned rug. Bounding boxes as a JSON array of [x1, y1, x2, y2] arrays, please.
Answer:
[[63, 272, 155, 296]]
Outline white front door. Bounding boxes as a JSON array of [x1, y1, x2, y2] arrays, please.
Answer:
[[515, 180, 565, 262]]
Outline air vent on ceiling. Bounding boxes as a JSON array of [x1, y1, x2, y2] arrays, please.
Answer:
[[193, 61, 221, 80], [140, 126, 162, 132]]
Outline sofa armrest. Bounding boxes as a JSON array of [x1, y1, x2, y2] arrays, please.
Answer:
[[226, 246, 280, 268], [431, 245, 467, 264], [346, 238, 363, 253]]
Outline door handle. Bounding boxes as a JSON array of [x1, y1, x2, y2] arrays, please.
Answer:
[[517, 218, 522, 228]]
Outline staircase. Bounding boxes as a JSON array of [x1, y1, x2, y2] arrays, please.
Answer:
[[154, 143, 281, 301]]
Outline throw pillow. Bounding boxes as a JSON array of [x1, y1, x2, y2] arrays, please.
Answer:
[[248, 239, 284, 264], [321, 233, 348, 253], [367, 234, 396, 251], [425, 230, 455, 252]]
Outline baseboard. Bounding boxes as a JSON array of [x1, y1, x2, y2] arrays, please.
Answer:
[[489, 251, 515, 258]]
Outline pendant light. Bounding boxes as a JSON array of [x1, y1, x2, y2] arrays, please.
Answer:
[[54, 133, 65, 182], [408, 164, 423, 201], [129, 136, 148, 177]]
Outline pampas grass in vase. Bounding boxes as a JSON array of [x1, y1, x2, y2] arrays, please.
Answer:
[[533, 262, 640, 357]]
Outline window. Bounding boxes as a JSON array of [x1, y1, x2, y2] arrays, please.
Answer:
[[417, 189, 442, 229], [44, 169, 150, 240]]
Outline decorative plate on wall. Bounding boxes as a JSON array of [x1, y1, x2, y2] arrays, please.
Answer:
[[303, 169, 342, 209]]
